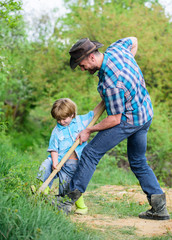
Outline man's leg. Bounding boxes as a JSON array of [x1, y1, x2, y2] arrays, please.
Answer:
[[70, 121, 131, 193], [54, 122, 130, 213], [54, 120, 169, 219], [127, 120, 163, 198], [127, 120, 170, 220]]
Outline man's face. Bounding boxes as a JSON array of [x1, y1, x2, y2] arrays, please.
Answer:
[[79, 55, 98, 75]]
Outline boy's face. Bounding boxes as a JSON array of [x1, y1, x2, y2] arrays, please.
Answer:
[[57, 115, 73, 126]]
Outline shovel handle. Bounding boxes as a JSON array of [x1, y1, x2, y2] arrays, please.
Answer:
[[37, 102, 105, 193]]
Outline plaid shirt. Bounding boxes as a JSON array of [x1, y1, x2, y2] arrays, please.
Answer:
[[97, 38, 153, 126]]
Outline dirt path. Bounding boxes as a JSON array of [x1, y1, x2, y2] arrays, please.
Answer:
[[70, 185, 172, 237]]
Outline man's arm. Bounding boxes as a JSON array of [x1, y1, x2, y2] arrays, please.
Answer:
[[129, 37, 138, 57], [77, 113, 122, 144]]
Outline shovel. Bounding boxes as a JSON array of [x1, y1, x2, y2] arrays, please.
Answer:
[[38, 102, 105, 194]]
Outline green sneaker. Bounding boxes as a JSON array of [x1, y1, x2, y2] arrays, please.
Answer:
[[75, 206, 88, 215], [75, 195, 88, 215], [30, 182, 50, 195], [30, 185, 37, 194]]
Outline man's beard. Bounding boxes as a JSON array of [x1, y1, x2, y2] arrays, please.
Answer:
[[88, 67, 98, 75]]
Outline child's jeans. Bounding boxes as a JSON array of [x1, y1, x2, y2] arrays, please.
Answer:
[[37, 157, 78, 196]]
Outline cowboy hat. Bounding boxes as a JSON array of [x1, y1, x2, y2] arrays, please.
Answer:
[[69, 38, 103, 69]]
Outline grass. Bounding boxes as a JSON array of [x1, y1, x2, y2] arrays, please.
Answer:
[[87, 154, 139, 191], [85, 193, 149, 218], [72, 187, 172, 240], [0, 134, 102, 240], [0, 192, 101, 240], [0, 132, 171, 240]]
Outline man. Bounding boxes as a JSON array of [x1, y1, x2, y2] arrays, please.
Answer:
[[56, 37, 170, 220]]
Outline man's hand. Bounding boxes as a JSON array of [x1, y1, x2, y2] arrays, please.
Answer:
[[76, 128, 91, 145], [76, 113, 122, 145]]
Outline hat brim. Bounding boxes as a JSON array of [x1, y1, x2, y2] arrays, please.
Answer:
[[70, 41, 103, 70]]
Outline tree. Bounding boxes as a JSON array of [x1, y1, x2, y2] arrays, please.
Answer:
[[54, 0, 172, 109], [0, 0, 34, 124]]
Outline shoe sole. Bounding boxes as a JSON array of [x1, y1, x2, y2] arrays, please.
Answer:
[[139, 215, 170, 220], [75, 208, 88, 215]]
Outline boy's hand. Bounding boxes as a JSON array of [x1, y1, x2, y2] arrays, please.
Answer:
[[76, 129, 91, 145], [52, 160, 58, 170]]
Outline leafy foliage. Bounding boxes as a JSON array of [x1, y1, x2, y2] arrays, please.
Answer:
[[0, 0, 22, 28], [0, 0, 171, 184], [0, 1, 171, 239], [0, 0, 35, 124], [56, 0, 172, 109]]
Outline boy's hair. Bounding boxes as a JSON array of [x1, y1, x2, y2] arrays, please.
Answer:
[[51, 98, 77, 121]]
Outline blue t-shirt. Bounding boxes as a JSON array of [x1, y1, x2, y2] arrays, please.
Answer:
[[47, 111, 94, 163]]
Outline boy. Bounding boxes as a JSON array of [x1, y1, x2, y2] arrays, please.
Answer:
[[36, 98, 104, 215]]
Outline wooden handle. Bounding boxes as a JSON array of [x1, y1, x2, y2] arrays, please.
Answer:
[[37, 102, 105, 193]]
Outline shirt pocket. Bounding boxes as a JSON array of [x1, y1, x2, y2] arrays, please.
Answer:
[[73, 129, 80, 140], [58, 133, 72, 151]]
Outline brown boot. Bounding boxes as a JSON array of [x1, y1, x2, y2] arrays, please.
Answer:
[[139, 193, 170, 220]]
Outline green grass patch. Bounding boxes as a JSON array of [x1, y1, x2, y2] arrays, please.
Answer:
[[117, 226, 136, 235], [139, 235, 172, 240], [87, 154, 139, 191], [0, 133, 102, 240], [0, 191, 101, 240], [1, 131, 171, 240], [86, 193, 149, 218]]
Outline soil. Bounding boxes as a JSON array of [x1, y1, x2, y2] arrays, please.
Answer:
[[70, 185, 172, 237]]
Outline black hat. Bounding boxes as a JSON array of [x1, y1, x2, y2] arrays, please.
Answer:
[[69, 38, 103, 69]]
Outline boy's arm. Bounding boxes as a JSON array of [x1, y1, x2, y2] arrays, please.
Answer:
[[51, 151, 58, 170], [93, 100, 105, 116]]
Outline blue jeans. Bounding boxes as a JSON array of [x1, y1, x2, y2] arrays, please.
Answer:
[[70, 120, 163, 199], [37, 158, 78, 196]]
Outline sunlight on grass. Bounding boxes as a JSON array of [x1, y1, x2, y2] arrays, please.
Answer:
[[86, 193, 149, 218], [87, 154, 139, 191]]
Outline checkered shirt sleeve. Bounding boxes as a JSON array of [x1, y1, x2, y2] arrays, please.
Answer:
[[104, 87, 125, 115]]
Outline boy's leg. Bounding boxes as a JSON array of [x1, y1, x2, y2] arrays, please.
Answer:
[[37, 157, 57, 189], [58, 159, 88, 214], [58, 159, 78, 196]]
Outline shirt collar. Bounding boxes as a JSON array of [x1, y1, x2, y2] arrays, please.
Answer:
[[98, 53, 108, 78]]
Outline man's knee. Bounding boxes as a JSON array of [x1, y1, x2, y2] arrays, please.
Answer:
[[129, 157, 149, 174], [81, 144, 102, 166]]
